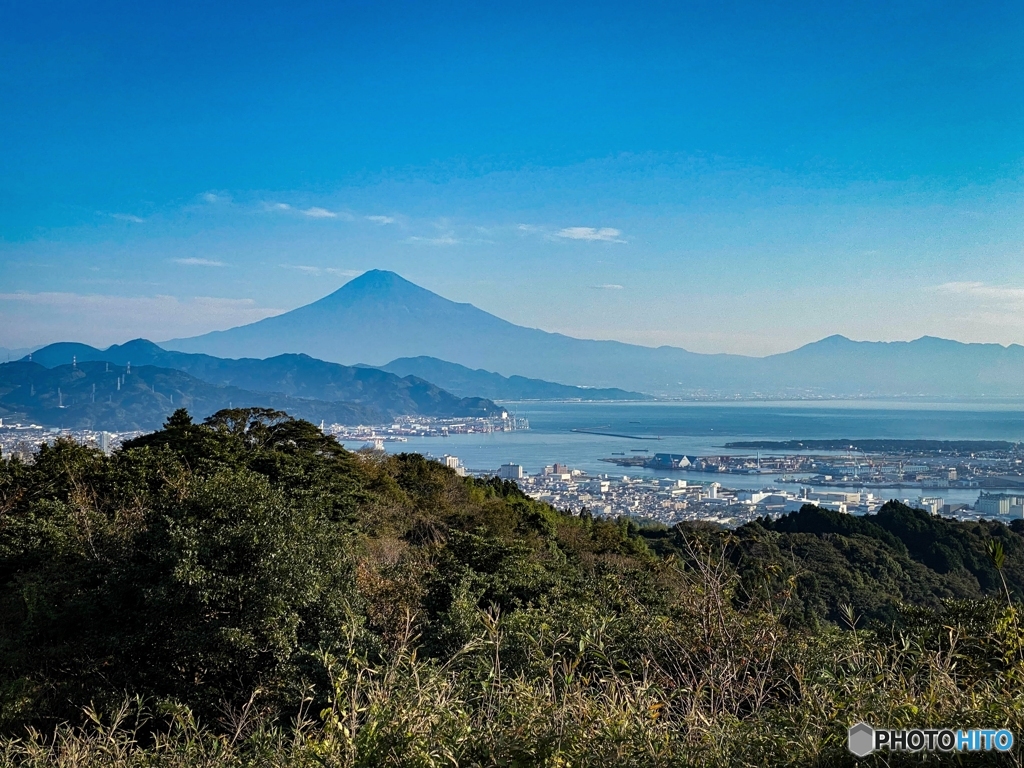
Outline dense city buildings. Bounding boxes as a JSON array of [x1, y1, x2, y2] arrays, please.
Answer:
[[606, 445, 1024, 492], [507, 468, 880, 526], [5, 414, 1024, 529], [0, 421, 142, 461], [326, 415, 528, 446], [440, 443, 1024, 527], [492, 465, 1024, 527]]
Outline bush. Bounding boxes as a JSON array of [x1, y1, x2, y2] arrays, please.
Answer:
[[2, 409, 1023, 765]]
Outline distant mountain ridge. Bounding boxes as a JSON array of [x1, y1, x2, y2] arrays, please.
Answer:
[[379, 357, 652, 401], [163, 270, 742, 395], [0, 360, 379, 431], [161, 270, 1024, 398], [767, 334, 1024, 396], [14, 340, 503, 428]]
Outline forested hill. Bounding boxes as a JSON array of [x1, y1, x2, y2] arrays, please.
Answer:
[[3, 408, 1024, 765], [11, 340, 503, 428], [0, 360, 378, 430], [729, 504, 1024, 625]]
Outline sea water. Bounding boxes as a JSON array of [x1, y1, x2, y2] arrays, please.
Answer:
[[364, 400, 1024, 506]]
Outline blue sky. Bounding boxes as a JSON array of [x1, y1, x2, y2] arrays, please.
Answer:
[[2, 0, 1023, 355]]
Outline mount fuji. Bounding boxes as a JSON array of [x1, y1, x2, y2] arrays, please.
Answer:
[[162, 270, 1024, 398]]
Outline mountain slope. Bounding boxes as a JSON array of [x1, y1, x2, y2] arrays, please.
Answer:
[[162, 270, 754, 394], [162, 270, 1024, 398], [0, 361, 380, 431], [379, 356, 653, 401], [762, 334, 1024, 396], [24, 340, 502, 419]]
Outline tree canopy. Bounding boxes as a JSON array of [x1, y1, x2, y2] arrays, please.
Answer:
[[2, 408, 1024, 766]]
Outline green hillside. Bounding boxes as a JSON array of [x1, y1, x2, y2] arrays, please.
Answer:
[[26, 339, 505, 419], [2, 409, 1024, 766], [0, 361, 376, 430], [0, 358, 501, 430]]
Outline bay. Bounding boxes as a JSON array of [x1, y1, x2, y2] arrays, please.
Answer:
[[365, 400, 1024, 507]]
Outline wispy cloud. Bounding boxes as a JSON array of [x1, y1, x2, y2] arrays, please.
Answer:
[[590, 283, 624, 290], [366, 215, 396, 225], [929, 281, 1024, 330], [279, 264, 360, 277], [405, 235, 461, 246], [403, 218, 499, 246], [555, 227, 625, 242], [201, 192, 225, 204], [932, 282, 1024, 303], [263, 203, 357, 220], [302, 207, 338, 219], [109, 213, 145, 223], [172, 258, 227, 267]]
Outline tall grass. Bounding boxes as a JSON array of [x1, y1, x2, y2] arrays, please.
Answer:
[[4, 547, 1024, 767]]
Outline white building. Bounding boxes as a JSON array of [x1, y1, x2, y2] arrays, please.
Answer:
[[809, 491, 862, 505], [737, 490, 771, 505], [498, 463, 525, 480], [976, 493, 1024, 517], [442, 455, 466, 476], [977, 493, 1011, 516], [816, 501, 847, 514]]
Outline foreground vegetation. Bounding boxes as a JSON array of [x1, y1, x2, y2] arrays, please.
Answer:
[[1, 408, 1023, 766]]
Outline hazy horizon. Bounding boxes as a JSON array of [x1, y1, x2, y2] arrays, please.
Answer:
[[8, 269, 1024, 363]]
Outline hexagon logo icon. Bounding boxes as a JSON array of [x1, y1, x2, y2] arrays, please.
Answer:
[[848, 722, 875, 757]]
